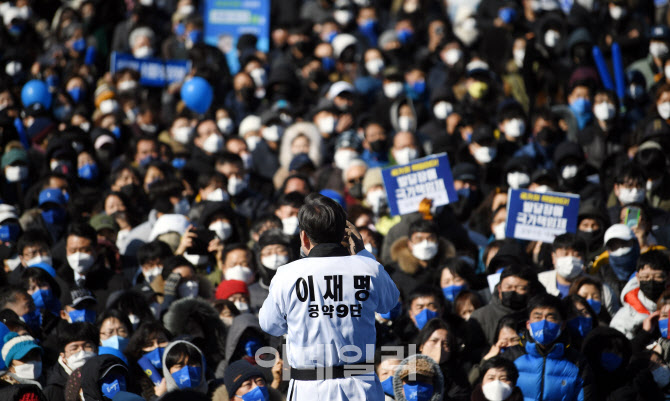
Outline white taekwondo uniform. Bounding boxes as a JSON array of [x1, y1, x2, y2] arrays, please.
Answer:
[[259, 243, 400, 401]]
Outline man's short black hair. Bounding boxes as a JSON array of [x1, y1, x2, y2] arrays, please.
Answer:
[[298, 193, 347, 245], [137, 240, 173, 266], [408, 219, 438, 239], [17, 229, 52, 255], [162, 255, 195, 279], [58, 322, 99, 352], [552, 233, 586, 256], [637, 250, 670, 273], [215, 152, 243, 168], [527, 293, 566, 321], [276, 191, 306, 209], [615, 162, 645, 186], [480, 356, 519, 385], [66, 223, 97, 245], [407, 287, 444, 311], [0, 286, 28, 311]]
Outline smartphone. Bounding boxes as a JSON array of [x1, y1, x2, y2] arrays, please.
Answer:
[[186, 228, 216, 255], [625, 207, 641, 229]]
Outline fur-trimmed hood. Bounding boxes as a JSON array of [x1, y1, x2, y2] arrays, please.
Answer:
[[278, 121, 323, 168], [212, 383, 284, 401], [390, 236, 455, 275]]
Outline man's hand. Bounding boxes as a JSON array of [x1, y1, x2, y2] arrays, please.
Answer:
[[344, 221, 365, 255]]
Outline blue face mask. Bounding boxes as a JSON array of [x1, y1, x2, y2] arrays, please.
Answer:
[[569, 98, 593, 129], [322, 56, 335, 72], [101, 374, 127, 399], [175, 23, 185, 36], [68, 87, 84, 103], [359, 19, 377, 36], [396, 28, 413, 44], [587, 299, 602, 315], [68, 309, 97, 323], [188, 30, 203, 44], [456, 187, 471, 200], [41, 208, 66, 225], [609, 243, 640, 282], [8, 24, 24, 37], [144, 347, 165, 371], [101, 335, 130, 352], [46, 75, 60, 89], [172, 365, 201, 389], [78, 163, 99, 181], [403, 382, 434, 401], [0, 224, 20, 242], [381, 376, 394, 396], [244, 337, 263, 358], [172, 158, 186, 170], [414, 308, 439, 330], [72, 38, 86, 53], [22, 309, 41, 333], [660, 318, 669, 338], [567, 316, 592, 338], [174, 197, 191, 215], [32, 289, 57, 311], [325, 31, 337, 43], [442, 284, 466, 303], [529, 319, 562, 346], [498, 7, 517, 24], [111, 126, 121, 139], [600, 352, 623, 372], [412, 80, 426, 95], [139, 155, 157, 167], [239, 385, 269, 401]]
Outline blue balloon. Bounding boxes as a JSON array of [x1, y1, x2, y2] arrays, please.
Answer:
[[21, 79, 52, 109], [180, 77, 213, 114]]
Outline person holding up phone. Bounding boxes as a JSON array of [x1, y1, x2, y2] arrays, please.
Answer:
[[620, 204, 665, 253]]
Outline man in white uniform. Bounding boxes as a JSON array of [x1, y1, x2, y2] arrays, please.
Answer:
[[259, 194, 400, 401]]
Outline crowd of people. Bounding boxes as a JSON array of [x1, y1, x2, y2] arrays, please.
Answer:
[[3, 0, 670, 400]]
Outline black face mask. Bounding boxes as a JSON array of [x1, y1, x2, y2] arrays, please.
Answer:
[[369, 139, 387, 154], [639, 280, 666, 302], [120, 183, 141, 199], [349, 182, 363, 200], [501, 291, 528, 310], [576, 229, 603, 251], [237, 87, 255, 103]]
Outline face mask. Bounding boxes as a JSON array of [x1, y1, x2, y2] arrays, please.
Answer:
[[217, 118, 234, 135], [411, 240, 438, 261], [32, 289, 57, 312], [647, 178, 663, 192], [513, 48, 525, 68], [281, 216, 299, 236], [529, 319, 562, 346], [172, 365, 202, 389], [414, 308, 439, 330], [561, 165, 579, 180], [397, 116, 416, 132], [246, 136, 262, 151], [202, 133, 224, 154], [133, 46, 154, 59], [639, 280, 666, 302], [173, 126, 193, 144], [617, 187, 645, 205], [609, 5, 625, 19], [0, 224, 20, 242], [209, 221, 233, 241], [658, 101, 670, 119], [629, 84, 644, 100], [128, 314, 140, 330], [567, 316, 592, 338], [101, 335, 130, 352], [650, 42, 669, 58], [369, 139, 387, 154], [42, 208, 66, 227], [383, 82, 404, 98], [26, 255, 52, 267], [441, 48, 462, 67], [403, 382, 434, 401], [594, 102, 616, 121], [174, 197, 191, 215], [534, 185, 551, 193], [206, 188, 230, 202], [381, 376, 394, 396], [67, 252, 95, 274], [364, 243, 378, 257], [68, 87, 84, 103], [101, 374, 126, 399], [21, 309, 41, 333], [78, 163, 99, 181], [5, 165, 28, 182], [504, 118, 525, 138], [178, 281, 199, 298], [394, 147, 418, 165], [570, 98, 592, 116], [117, 80, 137, 92], [239, 385, 269, 401], [433, 101, 453, 120], [144, 347, 165, 370], [482, 379, 513, 401], [653, 365, 670, 389], [226, 265, 254, 283], [608, 243, 640, 281], [365, 58, 384, 75], [442, 284, 466, 302], [317, 116, 337, 135], [261, 253, 289, 270], [234, 300, 250, 313], [473, 146, 496, 164], [455, 18, 478, 46], [367, 190, 386, 214], [493, 222, 506, 240], [501, 291, 527, 310], [544, 30, 560, 48], [261, 125, 283, 142], [68, 309, 96, 323], [600, 352, 623, 372], [555, 256, 583, 279], [507, 172, 530, 189], [66, 350, 96, 370], [587, 299, 601, 314], [227, 176, 247, 196], [244, 337, 263, 358], [334, 149, 358, 170], [468, 81, 489, 99], [14, 361, 42, 380]]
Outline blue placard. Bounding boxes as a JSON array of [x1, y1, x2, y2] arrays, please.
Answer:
[[110, 52, 191, 87], [381, 153, 458, 216], [203, 0, 270, 74], [505, 189, 580, 243]]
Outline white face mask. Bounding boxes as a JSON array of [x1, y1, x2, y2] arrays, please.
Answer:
[[173, 126, 193, 144], [544, 30, 560, 48], [651, 42, 669, 59], [534, 185, 551, 193], [66, 350, 96, 371], [143, 266, 162, 283], [209, 220, 233, 241], [241, 153, 253, 170], [411, 240, 439, 261], [658, 101, 670, 119], [493, 222, 506, 240], [366, 190, 386, 214], [442, 48, 462, 66], [617, 187, 645, 205], [555, 255, 584, 279], [5, 165, 28, 183], [394, 147, 418, 165], [647, 178, 662, 192], [261, 253, 289, 270], [67, 252, 95, 274], [433, 101, 453, 120], [178, 280, 199, 298], [365, 58, 384, 75], [245, 136, 262, 151], [14, 361, 42, 380], [653, 365, 670, 389], [334, 149, 358, 170], [561, 164, 579, 180], [473, 146, 496, 164], [317, 116, 337, 134], [481, 380, 513, 401], [117, 80, 137, 92], [609, 5, 624, 19], [397, 116, 416, 132], [383, 82, 404, 98], [513, 48, 525, 68], [503, 118, 525, 138], [261, 125, 283, 142], [225, 265, 254, 284], [593, 102, 616, 121], [282, 216, 300, 236], [133, 46, 154, 59], [25, 255, 52, 268], [221, 316, 233, 327], [206, 188, 230, 202], [128, 314, 140, 329], [202, 133, 224, 154], [234, 300, 250, 313], [227, 176, 247, 196], [183, 253, 208, 266], [217, 118, 234, 135], [507, 171, 530, 189], [249, 68, 267, 88]]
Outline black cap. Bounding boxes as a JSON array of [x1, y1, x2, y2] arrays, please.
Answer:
[[452, 163, 479, 182], [471, 125, 495, 145]]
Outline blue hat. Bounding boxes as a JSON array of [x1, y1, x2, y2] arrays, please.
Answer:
[[38, 188, 66, 206], [319, 189, 346, 210], [112, 392, 145, 401], [28, 262, 56, 278], [2, 332, 42, 367], [99, 346, 128, 365]]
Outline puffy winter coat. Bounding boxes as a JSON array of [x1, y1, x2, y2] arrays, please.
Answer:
[[610, 277, 657, 340]]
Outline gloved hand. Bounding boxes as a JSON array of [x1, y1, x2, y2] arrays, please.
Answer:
[[344, 221, 365, 255], [164, 272, 182, 298]]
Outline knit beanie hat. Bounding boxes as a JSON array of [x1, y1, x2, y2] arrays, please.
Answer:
[[224, 360, 264, 396], [2, 332, 42, 367]]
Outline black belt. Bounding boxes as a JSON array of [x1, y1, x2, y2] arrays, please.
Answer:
[[290, 365, 374, 381]]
